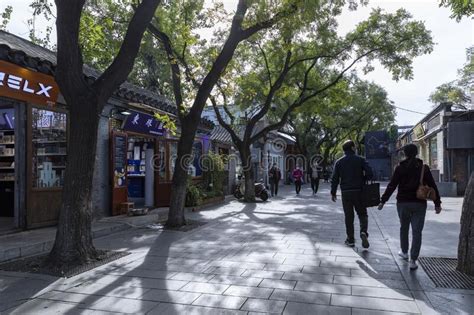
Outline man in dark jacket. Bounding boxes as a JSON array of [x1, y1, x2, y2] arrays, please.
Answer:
[[331, 140, 373, 248], [269, 163, 282, 197]]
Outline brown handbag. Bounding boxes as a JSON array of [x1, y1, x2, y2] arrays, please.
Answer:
[[416, 164, 437, 201]]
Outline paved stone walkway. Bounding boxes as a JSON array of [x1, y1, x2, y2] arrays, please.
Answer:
[[1, 183, 473, 314]]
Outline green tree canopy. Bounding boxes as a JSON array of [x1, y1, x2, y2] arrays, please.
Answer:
[[439, 0, 474, 21], [283, 77, 395, 164], [429, 46, 473, 108]]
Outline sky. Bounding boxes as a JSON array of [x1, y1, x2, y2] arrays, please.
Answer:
[[1, 0, 472, 126]]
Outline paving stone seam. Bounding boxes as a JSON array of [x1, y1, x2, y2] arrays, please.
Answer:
[[368, 207, 427, 314]]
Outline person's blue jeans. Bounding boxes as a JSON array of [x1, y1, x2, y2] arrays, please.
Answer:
[[397, 202, 427, 260]]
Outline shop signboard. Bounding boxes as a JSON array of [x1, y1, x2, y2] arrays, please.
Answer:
[[413, 123, 425, 141], [0, 60, 59, 106], [447, 121, 474, 149], [122, 110, 165, 136], [113, 133, 127, 188]]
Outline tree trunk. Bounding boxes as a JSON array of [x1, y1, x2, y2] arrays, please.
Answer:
[[239, 144, 255, 202], [166, 122, 196, 227], [48, 0, 161, 268], [46, 94, 101, 267], [243, 167, 256, 202], [457, 172, 474, 275]]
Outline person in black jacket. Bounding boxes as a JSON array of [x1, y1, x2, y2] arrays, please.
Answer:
[[379, 144, 441, 270], [331, 140, 373, 248], [269, 163, 282, 197]]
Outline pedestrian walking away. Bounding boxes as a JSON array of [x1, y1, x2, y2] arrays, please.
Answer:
[[331, 140, 373, 249], [308, 159, 321, 195], [292, 166, 304, 195], [378, 144, 442, 270], [269, 163, 282, 197]]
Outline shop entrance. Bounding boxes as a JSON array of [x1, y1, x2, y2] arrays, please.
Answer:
[[0, 105, 15, 231], [126, 135, 155, 207]]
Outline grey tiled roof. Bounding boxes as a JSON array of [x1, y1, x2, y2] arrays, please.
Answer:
[[0, 30, 214, 130], [211, 125, 233, 144]]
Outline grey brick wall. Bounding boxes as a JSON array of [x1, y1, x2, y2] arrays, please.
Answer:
[[92, 104, 112, 218]]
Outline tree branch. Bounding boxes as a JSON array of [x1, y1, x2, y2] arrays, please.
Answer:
[[245, 49, 292, 140], [258, 43, 273, 88], [210, 95, 243, 147], [147, 22, 185, 117], [93, 0, 162, 101], [240, 4, 298, 40], [250, 46, 383, 143]]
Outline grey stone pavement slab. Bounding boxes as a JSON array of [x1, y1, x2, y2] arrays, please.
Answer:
[[1, 183, 473, 314]]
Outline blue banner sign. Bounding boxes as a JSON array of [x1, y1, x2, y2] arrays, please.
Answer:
[[122, 110, 165, 136]]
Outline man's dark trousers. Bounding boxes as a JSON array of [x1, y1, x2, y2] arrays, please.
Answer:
[[270, 180, 279, 196], [341, 190, 368, 242], [295, 180, 302, 194], [311, 178, 319, 194]]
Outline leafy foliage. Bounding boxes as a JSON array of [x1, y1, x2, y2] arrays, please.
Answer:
[[439, 0, 474, 21], [202, 151, 226, 196], [185, 179, 203, 207], [284, 77, 396, 164], [0, 5, 12, 31], [27, 0, 55, 49], [429, 47, 473, 108], [154, 112, 177, 135]]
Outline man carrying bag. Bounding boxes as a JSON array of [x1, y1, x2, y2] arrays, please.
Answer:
[[331, 140, 374, 248]]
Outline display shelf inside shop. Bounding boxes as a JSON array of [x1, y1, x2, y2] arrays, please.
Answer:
[[33, 140, 67, 144], [36, 153, 68, 156]]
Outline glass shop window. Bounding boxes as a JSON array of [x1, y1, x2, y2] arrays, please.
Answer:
[[32, 108, 67, 188]]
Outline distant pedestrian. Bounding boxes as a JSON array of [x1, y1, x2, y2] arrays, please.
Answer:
[[323, 166, 330, 183], [269, 163, 282, 197], [308, 160, 320, 195], [378, 144, 442, 270], [292, 166, 304, 195], [331, 140, 373, 249]]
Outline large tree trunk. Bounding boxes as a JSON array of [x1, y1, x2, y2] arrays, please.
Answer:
[[166, 123, 197, 227], [457, 172, 474, 275], [243, 168, 256, 202], [47, 94, 102, 267], [47, 0, 161, 268], [166, 122, 196, 227], [239, 144, 255, 202]]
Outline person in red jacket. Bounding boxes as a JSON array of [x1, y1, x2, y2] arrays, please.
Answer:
[[292, 166, 304, 195], [378, 144, 442, 270]]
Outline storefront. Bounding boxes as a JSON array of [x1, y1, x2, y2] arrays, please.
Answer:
[[1, 30, 215, 230], [0, 59, 65, 231], [395, 103, 474, 196], [109, 107, 212, 214]]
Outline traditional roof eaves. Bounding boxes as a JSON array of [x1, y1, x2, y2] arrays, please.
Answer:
[[0, 30, 215, 130], [0, 31, 172, 112]]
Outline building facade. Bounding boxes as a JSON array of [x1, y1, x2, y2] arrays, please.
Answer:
[[396, 103, 474, 196], [0, 30, 213, 232]]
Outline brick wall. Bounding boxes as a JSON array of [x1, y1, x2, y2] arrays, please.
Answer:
[[92, 105, 112, 218]]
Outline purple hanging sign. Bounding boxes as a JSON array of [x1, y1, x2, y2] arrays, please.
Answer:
[[122, 110, 165, 136]]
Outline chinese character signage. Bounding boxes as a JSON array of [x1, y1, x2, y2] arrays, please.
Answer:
[[0, 60, 59, 106], [122, 110, 165, 136]]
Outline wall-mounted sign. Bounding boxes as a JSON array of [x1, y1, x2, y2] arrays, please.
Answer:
[[413, 124, 425, 141], [113, 133, 127, 188], [0, 60, 59, 106], [122, 110, 165, 136]]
